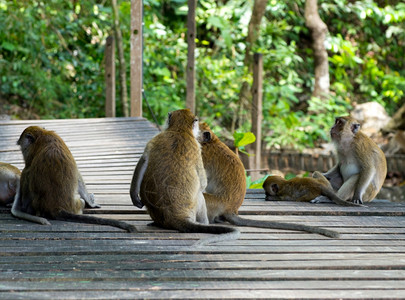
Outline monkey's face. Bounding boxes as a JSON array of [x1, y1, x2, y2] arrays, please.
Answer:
[[331, 117, 360, 141], [17, 126, 41, 160], [263, 176, 285, 196]]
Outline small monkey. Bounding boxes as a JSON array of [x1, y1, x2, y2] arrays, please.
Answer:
[[130, 109, 239, 245], [0, 162, 21, 206], [198, 122, 339, 238], [313, 116, 387, 204], [263, 171, 360, 206], [11, 126, 136, 232]]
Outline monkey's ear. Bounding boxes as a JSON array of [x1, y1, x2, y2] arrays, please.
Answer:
[[202, 131, 211, 143], [26, 133, 36, 144], [270, 183, 279, 194], [351, 123, 360, 134]]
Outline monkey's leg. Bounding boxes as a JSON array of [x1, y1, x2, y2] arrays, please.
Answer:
[[196, 192, 209, 225], [336, 175, 358, 202], [11, 184, 51, 225], [323, 165, 343, 191], [78, 173, 100, 208]]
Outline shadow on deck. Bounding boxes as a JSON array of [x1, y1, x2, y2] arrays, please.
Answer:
[[0, 117, 404, 299]]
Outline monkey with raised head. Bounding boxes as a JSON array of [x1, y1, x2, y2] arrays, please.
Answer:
[[312, 116, 387, 204], [130, 109, 239, 245], [263, 171, 360, 206], [11, 126, 137, 232], [198, 122, 339, 238], [0, 163, 21, 206]]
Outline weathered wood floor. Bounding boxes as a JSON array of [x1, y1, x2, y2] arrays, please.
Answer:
[[0, 117, 405, 299]]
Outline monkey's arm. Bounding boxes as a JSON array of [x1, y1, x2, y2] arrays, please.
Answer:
[[11, 182, 51, 225], [352, 168, 375, 204], [130, 153, 148, 208], [78, 173, 100, 208], [323, 164, 343, 191]]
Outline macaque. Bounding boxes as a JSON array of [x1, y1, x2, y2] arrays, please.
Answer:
[[263, 171, 360, 206], [198, 122, 339, 238], [0, 163, 21, 206], [11, 126, 137, 232], [130, 109, 239, 245], [313, 116, 387, 204]]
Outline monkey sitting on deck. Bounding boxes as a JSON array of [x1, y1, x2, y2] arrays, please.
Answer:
[[11, 126, 137, 232], [198, 122, 340, 238], [0, 162, 21, 206], [130, 109, 239, 245], [263, 172, 360, 206], [311, 116, 387, 204]]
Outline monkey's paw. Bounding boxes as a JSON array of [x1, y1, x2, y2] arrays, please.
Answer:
[[352, 199, 363, 205], [310, 196, 332, 204], [83, 193, 101, 209]]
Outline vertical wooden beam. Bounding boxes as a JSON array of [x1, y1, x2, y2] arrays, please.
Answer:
[[186, 0, 196, 114], [249, 53, 263, 180], [105, 35, 116, 118], [130, 0, 142, 117]]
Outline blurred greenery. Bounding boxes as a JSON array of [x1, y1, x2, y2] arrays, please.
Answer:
[[0, 0, 404, 149]]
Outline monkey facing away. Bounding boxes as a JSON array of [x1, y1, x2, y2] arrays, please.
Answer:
[[11, 126, 136, 232], [0, 162, 21, 206], [263, 171, 360, 206], [130, 109, 239, 245], [198, 122, 339, 238], [312, 116, 387, 204]]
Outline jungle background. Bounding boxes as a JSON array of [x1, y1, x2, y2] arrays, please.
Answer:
[[0, 0, 404, 152]]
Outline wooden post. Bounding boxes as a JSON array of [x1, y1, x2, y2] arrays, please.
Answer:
[[130, 0, 142, 117], [249, 53, 263, 180], [105, 35, 115, 117], [186, 0, 196, 114]]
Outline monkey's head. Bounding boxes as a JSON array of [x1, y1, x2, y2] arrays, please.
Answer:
[[166, 109, 199, 138], [198, 122, 219, 145], [17, 126, 45, 160], [263, 175, 286, 199], [330, 116, 360, 141]]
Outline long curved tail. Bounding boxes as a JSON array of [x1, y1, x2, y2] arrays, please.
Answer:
[[224, 214, 339, 238], [56, 211, 137, 233], [178, 220, 240, 246]]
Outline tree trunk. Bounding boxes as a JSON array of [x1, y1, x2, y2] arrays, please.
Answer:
[[234, 0, 267, 131], [112, 0, 129, 117], [305, 0, 330, 98]]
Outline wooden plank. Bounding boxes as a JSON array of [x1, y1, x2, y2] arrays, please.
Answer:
[[1, 117, 405, 299], [186, 0, 196, 113]]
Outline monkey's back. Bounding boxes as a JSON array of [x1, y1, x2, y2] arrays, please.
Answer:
[[25, 135, 80, 217], [202, 136, 246, 213], [140, 131, 202, 228], [279, 177, 323, 201]]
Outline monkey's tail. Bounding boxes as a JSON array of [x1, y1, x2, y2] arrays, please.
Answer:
[[179, 221, 240, 247], [56, 211, 138, 233], [224, 214, 339, 239]]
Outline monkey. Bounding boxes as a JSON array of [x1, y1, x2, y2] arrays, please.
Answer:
[[11, 126, 137, 232], [263, 171, 361, 206], [130, 109, 240, 245], [0, 162, 21, 206], [312, 116, 387, 204], [198, 122, 340, 238]]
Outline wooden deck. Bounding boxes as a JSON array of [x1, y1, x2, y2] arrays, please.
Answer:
[[0, 117, 405, 299]]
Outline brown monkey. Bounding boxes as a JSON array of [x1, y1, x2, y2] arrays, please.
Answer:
[[11, 126, 136, 232], [198, 122, 339, 238], [263, 171, 360, 206], [312, 116, 387, 204], [130, 109, 239, 245], [0, 163, 21, 206]]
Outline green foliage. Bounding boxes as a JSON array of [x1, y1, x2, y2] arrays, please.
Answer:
[[246, 173, 270, 189], [0, 0, 403, 151], [234, 131, 256, 155]]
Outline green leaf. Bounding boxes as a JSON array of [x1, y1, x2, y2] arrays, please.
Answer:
[[249, 175, 270, 189], [233, 132, 256, 148]]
